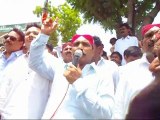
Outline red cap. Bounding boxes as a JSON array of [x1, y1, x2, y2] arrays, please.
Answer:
[[141, 24, 160, 37], [71, 34, 94, 45], [62, 42, 73, 51]]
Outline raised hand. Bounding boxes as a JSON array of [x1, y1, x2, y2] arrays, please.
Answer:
[[41, 16, 59, 36]]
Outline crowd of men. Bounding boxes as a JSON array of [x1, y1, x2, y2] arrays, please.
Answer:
[[0, 14, 160, 119]]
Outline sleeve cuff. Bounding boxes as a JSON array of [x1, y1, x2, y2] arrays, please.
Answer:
[[38, 33, 50, 44]]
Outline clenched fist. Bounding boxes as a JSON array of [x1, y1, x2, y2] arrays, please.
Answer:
[[63, 64, 82, 84]]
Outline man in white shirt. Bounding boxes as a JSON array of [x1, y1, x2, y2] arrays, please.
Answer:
[[0, 28, 25, 117], [112, 24, 160, 119], [126, 26, 160, 119], [0, 28, 24, 72], [29, 26, 115, 119], [92, 36, 119, 92], [0, 22, 60, 119], [61, 42, 73, 64], [114, 23, 139, 65]]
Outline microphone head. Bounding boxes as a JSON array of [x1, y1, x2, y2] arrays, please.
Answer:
[[72, 49, 83, 67], [74, 49, 83, 57]]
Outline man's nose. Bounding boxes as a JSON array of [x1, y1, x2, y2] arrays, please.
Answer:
[[28, 35, 34, 39], [4, 37, 11, 42], [77, 43, 84, 49]]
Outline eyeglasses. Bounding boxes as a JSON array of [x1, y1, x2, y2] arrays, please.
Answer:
[[3, 35, 18, 42]]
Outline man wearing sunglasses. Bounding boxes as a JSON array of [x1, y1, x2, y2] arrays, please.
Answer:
[[0, 28, 24, 72], [0, 27, 24, 119], [0, 21, 60, 119]]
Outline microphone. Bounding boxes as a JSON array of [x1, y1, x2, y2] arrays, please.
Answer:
[[72, 49, 83, 67]]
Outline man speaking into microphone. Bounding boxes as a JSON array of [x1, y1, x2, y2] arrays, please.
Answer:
[[45, 34, 114, 119], [29, 26, 114, 119]]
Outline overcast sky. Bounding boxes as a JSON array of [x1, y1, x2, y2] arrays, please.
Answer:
[[0, 0, 159, 54]]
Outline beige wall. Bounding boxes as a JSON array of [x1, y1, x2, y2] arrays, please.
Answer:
[[0, 32, 6, 45]]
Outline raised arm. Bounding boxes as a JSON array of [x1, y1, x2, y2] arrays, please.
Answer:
[[29, 17, 59, 80]]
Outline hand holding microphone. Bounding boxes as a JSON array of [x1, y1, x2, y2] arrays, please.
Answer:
[[63, 49, 83, 84]]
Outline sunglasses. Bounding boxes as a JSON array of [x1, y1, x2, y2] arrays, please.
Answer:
[[3, 35, 18, 42]]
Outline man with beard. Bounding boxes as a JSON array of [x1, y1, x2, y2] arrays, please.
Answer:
[[112, 24, 160, 119], [126, 27, 160, 119]]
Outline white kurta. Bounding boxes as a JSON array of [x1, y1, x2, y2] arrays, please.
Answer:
[[0, 52, 54, 119], [112, 54, 155, 119], [114, 35, 139, 65]]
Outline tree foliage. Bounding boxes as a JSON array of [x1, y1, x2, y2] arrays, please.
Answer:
[[33, 2, 82, 46], [66, 0, 160, 39]]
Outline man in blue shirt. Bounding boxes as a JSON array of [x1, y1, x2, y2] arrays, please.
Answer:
[[0, 28, 24, 72]]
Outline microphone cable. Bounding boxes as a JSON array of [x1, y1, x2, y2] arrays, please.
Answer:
[[50, 83, 69, 119]]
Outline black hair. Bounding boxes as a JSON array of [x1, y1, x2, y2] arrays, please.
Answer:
[[102, 51, 108, 60], [46, 43, 54, 51], [25, 23, 41, 31], [11, 27, 25, 43], [111, 51, 123, 61], [124, 46, 143, 58], [119, 23, 131, 29], [93, 35, 104, 47], [110, 37, 117, 45]]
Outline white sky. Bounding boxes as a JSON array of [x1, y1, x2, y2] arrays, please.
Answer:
[[0, 0, 159, 54]]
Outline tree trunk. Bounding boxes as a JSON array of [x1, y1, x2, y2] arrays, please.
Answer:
[[127, 0, 135, 35]]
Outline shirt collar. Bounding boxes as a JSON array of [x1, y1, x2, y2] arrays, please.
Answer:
[[122, 35, 130, 39], [15, 50, 24, 57], [64, 62, 97, 77], [1, 50, 23, 59], [140, 53, 150, 66], [82, 63, 96, 77], [96, 57, 105, 66]]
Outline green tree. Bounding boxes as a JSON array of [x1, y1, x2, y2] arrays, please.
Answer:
[[33, 2, 82, 46], [66, 0, 160, 39]]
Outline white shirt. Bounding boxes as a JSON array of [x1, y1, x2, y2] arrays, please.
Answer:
[[29, 34, 115, 119], [112, 54, 155, 119], [0, 50, 23, 79], [42, 64, 115, 119], [114, 35, 139, 65], [96, 58, 119, 93], [0, 52, 54, 119]]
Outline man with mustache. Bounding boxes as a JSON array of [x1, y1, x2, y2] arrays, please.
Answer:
[[0, 22, 59, 119], [29, 31, 115, 118], [61, 42, 73, 64], [112, 24, 160, 119], [0, 28, 24, 72], [0, 28, 24, 119], [126, 26, 160, 119], [114, 23, 139, 65]]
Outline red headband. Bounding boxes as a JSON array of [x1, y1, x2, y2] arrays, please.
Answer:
[[62, 42, 73, 51], [141, 24, 160, 37], [71, 34, 94, 45]]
